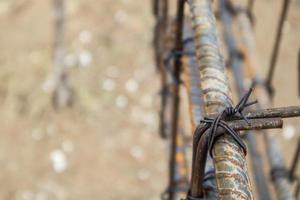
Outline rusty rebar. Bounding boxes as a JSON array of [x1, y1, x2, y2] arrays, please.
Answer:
[[182, 22, 218, 199], [298, 48, 300, 97], [220, 1, 271, 199], [289, 138, 300, 181], [208, 105, 300, 120], [168, 1, 185, 199], [266, 0, 291, 95], [199, 118, 283, 135], [187, 0, 253, 198], [234, 0, 296, 199], [153, 0, 170, 139]]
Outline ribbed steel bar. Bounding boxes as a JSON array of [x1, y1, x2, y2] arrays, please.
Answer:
[[266, 0, 291, 94], [182, 24, 206, 130], [234, 1, 295, 199], [182, 22, 218, 199], [168, 1, 186, 199], [187, 0, 253, 199], [218, 2, 272, 198]]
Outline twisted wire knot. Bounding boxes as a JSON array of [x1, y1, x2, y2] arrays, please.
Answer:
[[197, 87, 257, 157]]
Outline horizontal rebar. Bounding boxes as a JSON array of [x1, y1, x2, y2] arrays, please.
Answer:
[[266, 0, 291, 92], [244, 105, 300, 119], [197, 118, 283, 135], [209, 105, 300, 120]]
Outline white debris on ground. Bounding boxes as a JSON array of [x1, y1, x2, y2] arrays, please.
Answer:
[[283, 124, 296, 140], [50, 149, 67, 173], [78, 49, 92, 67], [78, 30, 92, 44], [115, 95, 128, 108], [64, 53, 77, 67], [102, 78, 116, 91], [125, 79, 139, 93], [114, 9, 128, 24], [62, 140, 74, 153], [106, 66, 120, 78], [129, 145, 144, 161], [42, 78, 56, 93], [31, 129, 43, 141], [137, 169, 150, 181]]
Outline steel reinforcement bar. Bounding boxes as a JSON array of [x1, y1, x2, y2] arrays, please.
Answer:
[[218, 1, 271, 198], [187, 0, 253, 199], [182, 21, 218, 199], [233, 0, 295, 199]]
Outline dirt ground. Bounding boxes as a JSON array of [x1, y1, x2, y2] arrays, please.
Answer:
[[0, 0, 299, 199]]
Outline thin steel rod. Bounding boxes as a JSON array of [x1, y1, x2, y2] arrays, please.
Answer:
[[266, 0, 291, 92], [244, 106, 300, 119], [298, 49, 300, 97], [197, 118, 283, 134], [289, 138, 300, 181], [154, 0, 169, 139], [209, 105, 300, 120], [168, 0, 185, 199]]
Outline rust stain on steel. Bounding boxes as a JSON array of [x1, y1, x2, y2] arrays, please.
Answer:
[[233, 0, 295, 199], [188, 0, 253, 199], [176, 128, 188, 179]]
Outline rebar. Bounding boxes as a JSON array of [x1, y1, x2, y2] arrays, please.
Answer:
[[218, 2, 271, 198], [298, 49, 300, 97], [234, 0, 295, 199], [153, 0, 169, 139], [168, 1, 185, 199], [182, 22, 218, 199], [187, 0, 253, 198], [266, 0, 291, 95], [289, 138, 300, 181]]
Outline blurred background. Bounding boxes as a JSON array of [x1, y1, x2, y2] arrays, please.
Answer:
[[0, 0, 299, 199]]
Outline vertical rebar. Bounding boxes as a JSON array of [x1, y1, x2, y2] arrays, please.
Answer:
[[52, 0, 73, 108], [168, 0, 185, 199], [182, 21, 218, 199], [153, 0, 169, 138], [289, 138, 300, 181], [298, 49, 300, 97], [187, 0, 253, 198], [266, 0, 291, 94], [220, 1, 271, 199], [234, 1, 295, 199]]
